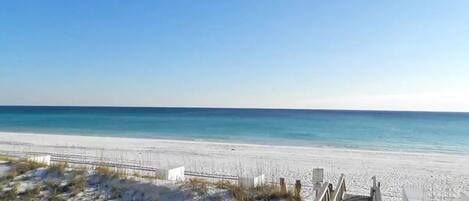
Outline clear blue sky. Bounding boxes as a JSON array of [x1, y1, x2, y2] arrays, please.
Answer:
[[1, 1, 469, 111]]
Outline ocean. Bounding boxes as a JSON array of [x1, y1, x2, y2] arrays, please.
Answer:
[[0, 106, 468, 154]]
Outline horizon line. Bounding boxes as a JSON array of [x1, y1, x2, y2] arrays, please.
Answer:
[[1, 104, 468, 114]]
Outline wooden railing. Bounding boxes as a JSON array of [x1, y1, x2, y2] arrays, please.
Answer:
[[314, 174, 347, 201], [332, 174, 346, 201], [315, 183, 333, 201]]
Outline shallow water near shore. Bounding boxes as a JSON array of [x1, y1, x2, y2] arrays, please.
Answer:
[[1, 106, 469, 154]]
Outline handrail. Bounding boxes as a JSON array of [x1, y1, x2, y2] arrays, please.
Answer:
[[332, 174, 346, 201], [315, 183, 332, 201]]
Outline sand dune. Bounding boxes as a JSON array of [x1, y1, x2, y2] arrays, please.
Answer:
[[0, 132, 468, 200]]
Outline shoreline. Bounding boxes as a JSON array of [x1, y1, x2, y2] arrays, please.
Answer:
[[0, 131, 468, 200], [0, 131, 467, 157]]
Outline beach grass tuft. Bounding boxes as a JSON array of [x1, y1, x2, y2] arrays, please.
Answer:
[[14, 159, 47, 174], [2, 183, 19, 200], [68, 175, 86, 195], [215, 180, 299, 201], [186, 178, 209, 195], [95, 165, 126, 179], [48, 161, 68, 176]]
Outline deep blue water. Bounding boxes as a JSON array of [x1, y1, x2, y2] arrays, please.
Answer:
[[0, 106, 469, 154]]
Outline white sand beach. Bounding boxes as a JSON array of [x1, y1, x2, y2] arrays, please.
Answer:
[[0, 132, 468, 200]]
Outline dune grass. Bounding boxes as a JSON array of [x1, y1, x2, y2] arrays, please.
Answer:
[[48, 161, 68, 176], [186, 178, 209, 196], [215, 180, 299, 201]]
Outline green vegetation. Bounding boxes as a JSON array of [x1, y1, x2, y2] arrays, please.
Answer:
[[215, 180, 299, 201], [48, 161, 68, 176], [95, 166, 125, 179], [186, 178, 209, 196], [1, 183, 19, 201], [0, 156, 299, 201], [13, 159, 47, 175], [22, 183, 44, 200], [68, 175, 86, 195], [0, 157, 47, 192], [46, 179, 61, 195], [0, 156, 14, 163]]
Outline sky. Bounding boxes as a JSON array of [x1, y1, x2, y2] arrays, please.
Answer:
[[1, 1, 469, 112]]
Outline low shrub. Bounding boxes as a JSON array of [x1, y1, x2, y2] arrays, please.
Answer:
[[0, 155, 14, 163], [13, 159, 47, 175], [186, 178, 209, 196], [22, 183, 44, 200], [2, 183, 19, 200], [215, 180, 233, 189], [216, 181, 299, 201], [48, 162, 68, 176], [46, 179, 65, 197], [68, 176, 86, 195], [95, 165, 129, 180]]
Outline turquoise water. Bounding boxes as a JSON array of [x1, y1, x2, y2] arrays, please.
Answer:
[[0, 106, 469, 154]]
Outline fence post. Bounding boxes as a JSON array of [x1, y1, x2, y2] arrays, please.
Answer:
[[280, 178, 287, 194], [370, 176, 382, 201], [295, 180, 302, 199], [313, 168, 324, 197], [328, 183, 334, 201]]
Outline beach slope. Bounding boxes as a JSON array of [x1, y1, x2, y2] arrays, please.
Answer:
[[0, 132, 468, 200]]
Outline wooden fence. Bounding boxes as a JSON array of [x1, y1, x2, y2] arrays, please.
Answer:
[[1, 149, 362, 201]]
